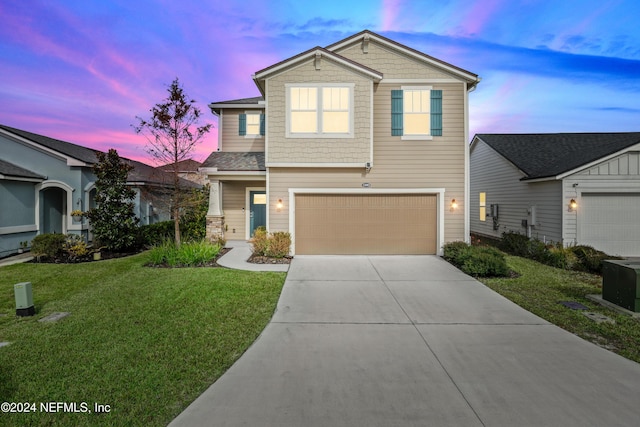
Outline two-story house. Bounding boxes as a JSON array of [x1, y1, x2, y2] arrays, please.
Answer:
[[201, 30, 480, 255]]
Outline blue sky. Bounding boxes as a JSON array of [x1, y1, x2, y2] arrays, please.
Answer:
[[1, 0, 639, 163]]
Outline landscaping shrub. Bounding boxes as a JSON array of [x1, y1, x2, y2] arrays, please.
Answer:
[[64, 234, 90, 261], [570, 245, 621, 275], [250, 227, 291, 258], [442, 241, 509, 277], [443, 241, 472, 263], [266, 232, 291, 258], [147, 240, 221, 267], [546, 244, 578, 270], [140, 221, 175, 246], [31, 233, 66, 258], [461, 247, 509, 277], [499, 231, 531, 257], [250, 226, 269, 255]]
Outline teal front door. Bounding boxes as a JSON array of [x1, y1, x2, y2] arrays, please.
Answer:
[[249, 191, 266, 237]]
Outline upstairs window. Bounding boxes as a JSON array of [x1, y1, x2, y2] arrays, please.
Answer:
[[391, 86, 442, 139], [239, 111, 264, 137], [287, 84, 354, 138]]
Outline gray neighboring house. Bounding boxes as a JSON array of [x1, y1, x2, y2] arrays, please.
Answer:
[[470, 133, 640, 257], [0, 124, 178, 257]]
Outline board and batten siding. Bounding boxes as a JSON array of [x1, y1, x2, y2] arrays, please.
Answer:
[[470, 139, 562, 243], [562, 150, 640, 246], [219, 110, 265, 153], [266, 58, 372, 164]]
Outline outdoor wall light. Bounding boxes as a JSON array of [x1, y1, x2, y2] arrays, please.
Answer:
[[276, 199, 283, 211], [569, 198, 578, 211], [450, 199, 458, 210]]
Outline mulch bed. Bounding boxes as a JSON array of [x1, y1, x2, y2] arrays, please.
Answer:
[[247, 253, 292, 264]]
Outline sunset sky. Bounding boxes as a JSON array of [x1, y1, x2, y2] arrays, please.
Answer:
[[1, 0, 639, 164]]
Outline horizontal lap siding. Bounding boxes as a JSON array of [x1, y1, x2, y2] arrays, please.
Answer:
[[470, 140, 562, 242], [222, 181, 264, 240], [220, 110, 265, 152]]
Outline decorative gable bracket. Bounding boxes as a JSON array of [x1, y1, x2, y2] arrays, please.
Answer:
[[362, 34, 369, 54], [314, 52, 322, 70]]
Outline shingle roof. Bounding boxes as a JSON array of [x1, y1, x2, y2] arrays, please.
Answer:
[[0, 124, 99, 164], [476, 133, 640, 180], [0, 159, 46, 180], [0, 124, 199, 188], [201, 152, 265, 171], [209, 96, 263, 105], [157, 159, 202, 173]]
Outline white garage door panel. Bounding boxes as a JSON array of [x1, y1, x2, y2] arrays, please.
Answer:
[[580, 193, 640, 256]]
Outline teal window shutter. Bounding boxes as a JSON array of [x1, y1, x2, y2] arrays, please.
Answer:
[[239, 113, 246, 136], [391, 90, 403, 136], [430, 90, 442, 136], [259, 113, 265, 136]]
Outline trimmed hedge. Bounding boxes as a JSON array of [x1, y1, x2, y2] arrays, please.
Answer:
[[496, 232, 620, 274], [443, 241, 509, 277]]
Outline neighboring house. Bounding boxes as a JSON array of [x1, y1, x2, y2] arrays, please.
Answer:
[[158, 159, 206, 185], [0, 124, 179, 257], [201, 30, 480, 255], [470, 133, 640, 257]]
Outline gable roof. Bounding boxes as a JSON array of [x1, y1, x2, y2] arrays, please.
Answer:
[[0, 123, 198, 187], [326, 30, 479, 87], [201, 152, 265, 171], [252, 45, 384, 95], [0, 124, 99, 165], [0, 158, 46, 181], [474, 133, 640, 180], [158, 158, 202, 173]]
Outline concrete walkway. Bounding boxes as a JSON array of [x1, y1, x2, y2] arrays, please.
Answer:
[[0, 252, 33, 267], [170, 255, 640, 426], [217, 241, 289, 272]]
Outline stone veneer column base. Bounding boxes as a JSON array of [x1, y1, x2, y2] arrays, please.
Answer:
[[206, 215, 225, 242]]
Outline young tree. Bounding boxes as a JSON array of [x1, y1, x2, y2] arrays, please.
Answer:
[[86, 149, 139, 251], [134, 78, 212, 246]]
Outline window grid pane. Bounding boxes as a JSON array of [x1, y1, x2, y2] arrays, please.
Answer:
[[404, 89, 430, 135], [246, 113, 260, 135]]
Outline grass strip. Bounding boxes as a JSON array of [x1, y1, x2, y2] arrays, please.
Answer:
[[0, 253, 285, 426]]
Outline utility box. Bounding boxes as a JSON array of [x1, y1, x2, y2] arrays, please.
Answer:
[[14, 282, 35, 317], [602, 260, 640, 312]]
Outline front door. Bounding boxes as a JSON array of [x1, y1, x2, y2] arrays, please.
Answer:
[[249, 190, 266, 237]]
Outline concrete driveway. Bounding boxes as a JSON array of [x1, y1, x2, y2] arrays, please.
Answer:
[[170, 255, 640, 427]]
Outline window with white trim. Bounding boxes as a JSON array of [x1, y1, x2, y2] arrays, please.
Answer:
[[287, 84, 353, 138], [403, 90, 430, 135], [238, 111, 264, 137]]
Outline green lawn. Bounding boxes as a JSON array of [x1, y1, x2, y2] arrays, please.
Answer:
[[479, 255, 640, 364], [0, 253, 286, 426]]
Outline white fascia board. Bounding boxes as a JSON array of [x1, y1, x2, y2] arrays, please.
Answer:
[[328, 33, 478, 83], [266, 162, 366, 168], [198, 167, 219, 174], [254, 49, 383, 82], [208, 103, 265, 110]]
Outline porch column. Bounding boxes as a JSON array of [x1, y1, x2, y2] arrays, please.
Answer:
[[207, 180, 222, 216], [206, 179, 224, 241]]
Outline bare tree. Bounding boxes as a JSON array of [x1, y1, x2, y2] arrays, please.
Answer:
[[134, 78, 212, 246]]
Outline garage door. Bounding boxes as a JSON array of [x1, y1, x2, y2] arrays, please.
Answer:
[[580, 193, 640, 257], [295, 194, 437, 255]]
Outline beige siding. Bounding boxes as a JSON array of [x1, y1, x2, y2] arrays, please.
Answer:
[[268, 168, 464, 245], [336, 41, 455, 80], [470, 139, 562, 242], [220, 110, 265, 153], [222, 181, 265, 240], [295, 194, 437, 254], [266, 58, 372, 164]]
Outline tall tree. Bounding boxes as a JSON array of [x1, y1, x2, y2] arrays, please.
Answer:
[[86, 149, 139, 251], [134, 78, 212, 246]]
